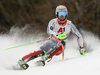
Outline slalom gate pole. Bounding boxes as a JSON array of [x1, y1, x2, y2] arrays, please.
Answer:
[[52, 35, 64, 59]]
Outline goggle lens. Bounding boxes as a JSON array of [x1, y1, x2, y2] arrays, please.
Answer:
[[58, 11, 67, 17]]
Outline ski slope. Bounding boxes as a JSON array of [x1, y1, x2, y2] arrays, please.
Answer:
[[0, 26, 100, 75]]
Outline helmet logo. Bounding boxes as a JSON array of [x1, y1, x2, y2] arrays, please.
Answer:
[[61, 9, 63, 11], [59, 8, 65, 11]]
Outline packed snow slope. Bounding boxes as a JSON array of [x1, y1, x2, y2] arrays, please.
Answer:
[[0, 26, 100, 75]]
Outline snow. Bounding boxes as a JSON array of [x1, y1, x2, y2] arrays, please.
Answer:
[[0, 28, 100, 75]]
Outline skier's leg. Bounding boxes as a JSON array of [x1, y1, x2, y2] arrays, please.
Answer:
[[41, 40, 66, 61], [38, 41, 63, 64], [35, 40, 59, 65], [22, 50, 45, 62], [17, 50, 45, 69], [48, 46, 62, 59]]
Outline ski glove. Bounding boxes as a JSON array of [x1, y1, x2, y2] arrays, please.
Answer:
[[56, 33, 67, 40], [79, 47, 86, 56]]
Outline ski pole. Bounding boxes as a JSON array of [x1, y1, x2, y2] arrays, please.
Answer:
[[5, 39, 50, 50]]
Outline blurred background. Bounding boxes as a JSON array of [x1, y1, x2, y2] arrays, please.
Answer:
[[0, 0, 100, 36]]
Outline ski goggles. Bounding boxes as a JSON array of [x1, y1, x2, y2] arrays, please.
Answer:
[[58, 11, 67, 17]]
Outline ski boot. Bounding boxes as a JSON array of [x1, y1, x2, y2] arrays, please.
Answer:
[[36, 53, 49, 66], [12, 59, 29, 70], [79, 47, 86, 56], [36, 60, 45, 66], [18, 59, 29, 70]]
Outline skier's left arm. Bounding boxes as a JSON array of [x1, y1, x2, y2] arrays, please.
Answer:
[[71, 23, 83, 47], [71, 23, 86, 55]]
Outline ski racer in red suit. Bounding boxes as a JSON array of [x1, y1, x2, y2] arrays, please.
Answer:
[[13, 5, 86, 70]]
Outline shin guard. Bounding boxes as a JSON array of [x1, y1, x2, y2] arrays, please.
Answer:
[[48, 46, 62, 59], [22, 50, 44, 61]]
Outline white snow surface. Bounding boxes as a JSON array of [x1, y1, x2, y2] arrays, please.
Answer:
[[0, 27, 100, 75]]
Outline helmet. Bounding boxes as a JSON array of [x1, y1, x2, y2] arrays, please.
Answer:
[[55, 5, 68, 21]]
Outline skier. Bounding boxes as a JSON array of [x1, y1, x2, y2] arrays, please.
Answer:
[[13, 5, 86, 70]]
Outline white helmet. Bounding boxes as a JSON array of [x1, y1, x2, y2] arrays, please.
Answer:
[[55, 5, 68, 21]]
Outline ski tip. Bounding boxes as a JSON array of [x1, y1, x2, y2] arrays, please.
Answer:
[[11, 64, 23, 70]]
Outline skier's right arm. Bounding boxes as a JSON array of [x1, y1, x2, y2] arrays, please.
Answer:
[[47, 20, 58, 36]]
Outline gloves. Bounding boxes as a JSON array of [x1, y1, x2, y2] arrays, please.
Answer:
[[56, 33, 67, 40], [49, 33, 67, 40], [49, 33, 64, 39], [79, 47, 86, 56]]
